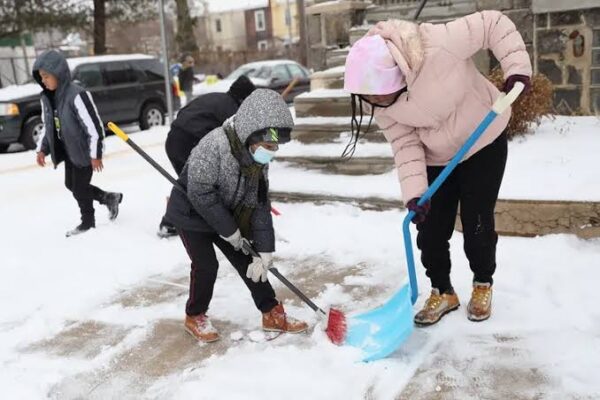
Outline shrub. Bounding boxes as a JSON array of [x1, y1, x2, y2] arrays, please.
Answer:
[[487, 68, 554, 139]]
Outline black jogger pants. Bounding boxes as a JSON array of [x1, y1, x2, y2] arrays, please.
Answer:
[[416, 132, 507, 293], [64, 158, 106, 225], [178, 229, 279, 316]]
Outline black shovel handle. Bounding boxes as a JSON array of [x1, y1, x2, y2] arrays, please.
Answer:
[[243, 242, 327, 316]]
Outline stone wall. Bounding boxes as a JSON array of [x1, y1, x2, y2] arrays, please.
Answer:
[[534, 7, 600, 114]]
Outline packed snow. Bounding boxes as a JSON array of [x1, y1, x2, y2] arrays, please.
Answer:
[[1, 116, 599, 399]]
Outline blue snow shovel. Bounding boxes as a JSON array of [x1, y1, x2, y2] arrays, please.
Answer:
[[345, 82, 525, 362]]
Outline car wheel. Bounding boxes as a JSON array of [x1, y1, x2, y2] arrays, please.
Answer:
[[0, 144, 9, 153], [20, 115, 44, 150], [139, 102, 165, 130]]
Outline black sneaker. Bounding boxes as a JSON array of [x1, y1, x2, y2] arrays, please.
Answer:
[[66, 222, 95, 237], [105, 192, 123, 221], [157, 223, 178, 238]]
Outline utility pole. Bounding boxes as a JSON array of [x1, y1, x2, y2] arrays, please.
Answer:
[[286, 0, 292, 58], [159, 0, 174, 123], [296, 0, 307, 66]]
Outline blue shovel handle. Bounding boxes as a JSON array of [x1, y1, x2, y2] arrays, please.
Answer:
[[402, 83, 525, 305]]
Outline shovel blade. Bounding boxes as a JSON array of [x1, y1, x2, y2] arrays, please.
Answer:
[[345, 283, 414, 362]]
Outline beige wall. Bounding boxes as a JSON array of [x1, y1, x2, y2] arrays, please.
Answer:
[[209, 11, 247, 51], [271, 0, 299, 45]]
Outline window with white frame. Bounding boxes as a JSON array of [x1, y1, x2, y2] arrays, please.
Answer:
[[215, 19, 222, 33], [255, 10, 266, 32], [592, 29, 600, 86], [258, 40, 268, 51]]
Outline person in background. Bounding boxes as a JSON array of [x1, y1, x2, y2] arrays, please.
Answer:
[[33, 50, 123, 237], [178, 53, 196, 104], [157, 75, 257, 238]]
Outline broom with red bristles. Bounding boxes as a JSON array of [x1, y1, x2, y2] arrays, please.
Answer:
[[241, 241, 347, 343], [107, 122, 347, 343]]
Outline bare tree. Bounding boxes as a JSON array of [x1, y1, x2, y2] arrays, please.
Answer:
[[91, 0, 157, 55], [174, 0, 199, 56], [93, 0, 106, 54]]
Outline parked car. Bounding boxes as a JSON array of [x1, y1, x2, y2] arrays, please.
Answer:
[[193, 59, 311, 103], [0, 54, 180, 152]]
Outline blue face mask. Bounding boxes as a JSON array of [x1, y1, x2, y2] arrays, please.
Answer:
[[252, 146, 277, 164]]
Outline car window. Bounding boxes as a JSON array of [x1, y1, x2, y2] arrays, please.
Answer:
[[253, 66, 272, 79], [134, 59, 165, 82], [74, 64, 103, 87], [226, 66, 255, 80], [271, 65, 291, 82], [286, 63, 307, 79], [103, 62, 137, 85]]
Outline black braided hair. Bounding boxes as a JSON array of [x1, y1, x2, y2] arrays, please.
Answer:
[[341, 94, 374, 160]]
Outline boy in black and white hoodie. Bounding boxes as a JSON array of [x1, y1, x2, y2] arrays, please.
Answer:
[[33, 50, 123, 237]]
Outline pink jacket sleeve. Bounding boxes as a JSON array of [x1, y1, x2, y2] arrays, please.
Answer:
[[376, 114, 428, 204], [441, 10, 532, 79]]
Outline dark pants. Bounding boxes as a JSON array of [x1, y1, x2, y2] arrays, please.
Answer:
[[161, 128, 190, 229], [416, 132, 507, 293], [64, 158, 106, 225], [179, 229, 279, 316]]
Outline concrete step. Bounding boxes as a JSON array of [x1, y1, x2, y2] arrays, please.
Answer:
[[326, 55, 348, 69], [292, 118, 385, 144], [294, 90, 351, 118], [325, 47, 350, 69], [277, 156, 394, 175], [309, 66, 345, 91]]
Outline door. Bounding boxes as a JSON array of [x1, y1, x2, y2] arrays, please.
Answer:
[[101, 61, 141, 123], [72, 63, 111, 123]]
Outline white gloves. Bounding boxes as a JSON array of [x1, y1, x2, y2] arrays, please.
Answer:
[[224, 230, 273, 283], [222, 229, 250, 254], [246, 252, 273, 283]]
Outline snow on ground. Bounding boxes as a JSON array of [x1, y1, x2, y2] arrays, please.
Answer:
[[1, 117, 600, 399]]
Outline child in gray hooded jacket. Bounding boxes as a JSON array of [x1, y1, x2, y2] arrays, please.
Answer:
[[33, 50, 123, 237], [166, 89, 309, 342]]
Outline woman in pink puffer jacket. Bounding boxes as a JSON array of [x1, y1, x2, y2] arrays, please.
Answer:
[[344, 11, 532, 325]]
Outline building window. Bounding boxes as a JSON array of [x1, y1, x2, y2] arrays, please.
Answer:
[[258, 40, 268, 51], [215, 19, 221, 33], [255, 10, 266, 32], [592, 29, 600, 86]]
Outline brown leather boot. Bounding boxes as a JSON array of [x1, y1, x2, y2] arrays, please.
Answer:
[[414, 288, 460, 326], [468, 282, 493, 322], [184, 314, 220, 343], [262, 303, 308, 334]]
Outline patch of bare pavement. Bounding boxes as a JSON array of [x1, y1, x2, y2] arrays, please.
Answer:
[[21, 256, 572, 399], [396, 334, 563, 400], [21, 257, 381, 399]]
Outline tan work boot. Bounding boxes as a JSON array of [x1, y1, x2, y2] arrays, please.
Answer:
[[184, 314, 220, 343], [414, 288, 460, 326], [262, 303, 308, 334], [468, 282, 493, 322]]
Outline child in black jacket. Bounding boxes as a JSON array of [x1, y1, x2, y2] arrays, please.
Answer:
[[33, 50, 123, 237]]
